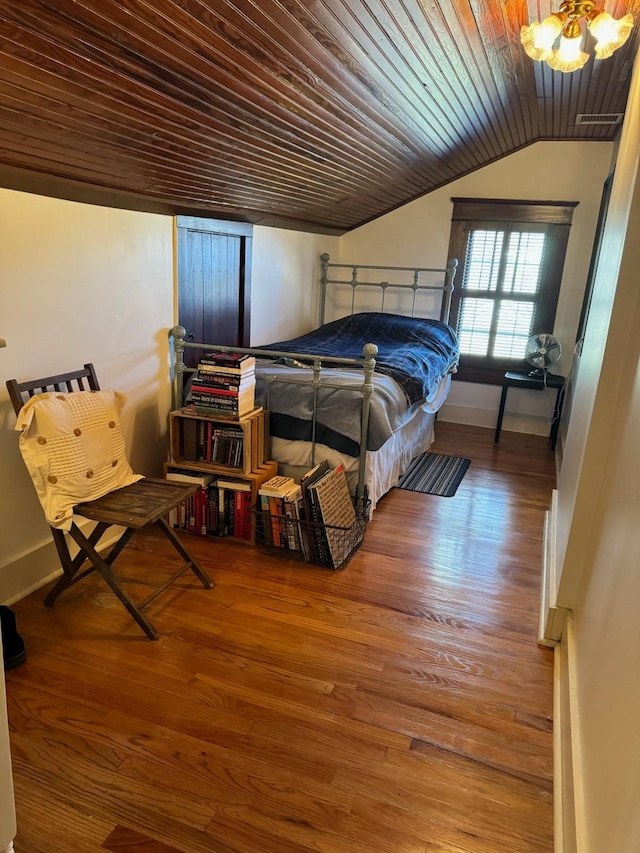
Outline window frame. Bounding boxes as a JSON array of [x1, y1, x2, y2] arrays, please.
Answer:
[[447, 198, 577, 385]]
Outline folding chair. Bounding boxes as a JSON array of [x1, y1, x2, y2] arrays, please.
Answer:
[[7, 363, 213, 640]]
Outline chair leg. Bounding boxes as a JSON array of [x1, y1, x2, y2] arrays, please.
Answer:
[[67, 523, 159, 640], [157, 517, 214, 589], [44, 523, 109, 606]]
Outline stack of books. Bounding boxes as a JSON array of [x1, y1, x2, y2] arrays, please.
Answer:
[[257, 463, 359, 568], [257, 475, 301, 551], [191, 351, 257, 418]]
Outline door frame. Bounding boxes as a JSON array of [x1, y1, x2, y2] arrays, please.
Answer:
[[175, 216, 253, 347]]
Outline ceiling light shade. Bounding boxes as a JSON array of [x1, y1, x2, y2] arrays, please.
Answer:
[[547, 35, 590, 71], [521, 1, 634, 71], [588, 11, 634, 58], [521, 15, 565, 59]]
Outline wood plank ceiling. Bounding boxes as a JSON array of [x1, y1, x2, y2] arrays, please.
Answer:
[[0, 0, 638, 234]]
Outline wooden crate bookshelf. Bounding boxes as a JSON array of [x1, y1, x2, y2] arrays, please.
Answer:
[[166, 406, 276, 543], [169, 407, 266, 476]]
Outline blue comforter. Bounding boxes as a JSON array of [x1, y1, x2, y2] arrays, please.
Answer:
[[247, 312, 460, 455], [260, 312, 459, 404]]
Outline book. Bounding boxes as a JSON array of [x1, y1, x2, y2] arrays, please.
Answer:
[[192, 398, 257, 418], [191, 394, 248, 407], [259, 492, 273, 545], [194, 486, 209, 536], [308, 465, 357, 568], [282, 483, 302, 551], [268, 495, 287, 547], [166, 469, 216, 529], [181, 405, 263, 421], [258, 476, 296, 548], [191, 379, 256, 397], [165, 469, 216, 487], [207, 488, 219, 536], [233, 489, 252, 540], [198, 352, 256, 372], [216, 478, 252, 492], [195, 371, 255, 387], [192, 377, 256, 393], [217, 483, 230, 536], [299, 460, 332, 564], [200, 350, 255, 365], [258, 475, 296, 497], [295, 492, 311, 561], [300, 460, 331, 492], [197, 365, 256, 377], [191, 392, 256, 410]]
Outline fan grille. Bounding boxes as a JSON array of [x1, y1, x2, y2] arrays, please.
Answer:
[[525, 334, 562, 369]]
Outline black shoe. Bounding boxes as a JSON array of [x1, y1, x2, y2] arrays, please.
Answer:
[[0, 605, 26, 670]]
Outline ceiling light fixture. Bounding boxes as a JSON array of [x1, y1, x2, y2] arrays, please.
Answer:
[[521, 1, 633, 72]]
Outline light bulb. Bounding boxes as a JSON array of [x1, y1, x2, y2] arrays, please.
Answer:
[[589, 12, 634, 59], [546, 20, 590, 72], [521, 14, 564, 60]]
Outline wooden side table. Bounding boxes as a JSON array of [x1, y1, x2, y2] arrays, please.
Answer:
[[494, 371, 566, 450]]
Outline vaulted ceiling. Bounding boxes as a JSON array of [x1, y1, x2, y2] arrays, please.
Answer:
[[0, 1, 638, 234]]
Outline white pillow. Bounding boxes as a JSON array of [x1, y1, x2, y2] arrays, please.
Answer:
[[16, 389, 143, 531]]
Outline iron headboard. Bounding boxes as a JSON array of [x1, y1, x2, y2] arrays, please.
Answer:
[[319, 253, 458, 327]]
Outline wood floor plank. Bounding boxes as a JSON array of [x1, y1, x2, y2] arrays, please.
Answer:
[[12, 771, 116, 853], [7, 423, 556, 853], [102, 826, 185, 852]]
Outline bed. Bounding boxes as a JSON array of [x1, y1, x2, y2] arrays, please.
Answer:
[[170, 253, 459, 513]]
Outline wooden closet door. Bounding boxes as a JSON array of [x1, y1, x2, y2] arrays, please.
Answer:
[[176, 216, 253, 367]]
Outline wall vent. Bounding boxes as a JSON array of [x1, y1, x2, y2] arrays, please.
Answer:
[[575, 113, 623, 125]]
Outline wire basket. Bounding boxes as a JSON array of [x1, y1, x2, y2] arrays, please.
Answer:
[[252, 498, 370, 570]]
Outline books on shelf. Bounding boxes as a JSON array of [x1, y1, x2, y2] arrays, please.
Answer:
[[171, 407, 265, 479], [165, 469, 217, 536], [166, 471, 255, 541]]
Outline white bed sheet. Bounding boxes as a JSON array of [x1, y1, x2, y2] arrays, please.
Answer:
[[271, 374, 450, 512]]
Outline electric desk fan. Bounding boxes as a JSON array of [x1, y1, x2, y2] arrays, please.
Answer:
[[524, 333, 562, 379]]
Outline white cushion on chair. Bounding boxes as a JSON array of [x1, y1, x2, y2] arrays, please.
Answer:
[[15, 389, 142, 531]]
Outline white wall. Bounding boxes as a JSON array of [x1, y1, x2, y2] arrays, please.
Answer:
[[552, 51, 640, 851], [0, 193, 335, 604], [0, 189, 175, 602], [340, 141, 613, 435], [250, 227, 339, 344], [555, 95, 640, 609]]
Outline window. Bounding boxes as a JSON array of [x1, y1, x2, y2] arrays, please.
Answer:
[[447, 199, 577, 384]]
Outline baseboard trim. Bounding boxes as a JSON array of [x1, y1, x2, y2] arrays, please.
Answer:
[[438, 403, 550, 435], [539, 490, 570, 646], [554, 617, 584, 853], [0, 522, 123, 605]]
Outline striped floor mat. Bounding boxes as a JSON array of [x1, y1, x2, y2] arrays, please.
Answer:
[[396, 452, 471, 497]]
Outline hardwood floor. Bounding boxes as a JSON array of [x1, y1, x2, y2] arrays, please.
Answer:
[[6, 422, 557, 853]]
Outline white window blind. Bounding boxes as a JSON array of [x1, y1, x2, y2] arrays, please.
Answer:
[[457, 227, 547, 359], [447, 198, 576, 382]]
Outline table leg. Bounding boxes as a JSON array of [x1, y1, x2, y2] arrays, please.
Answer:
[[495, 381, 509, 443], [549, 385, 565, 451]]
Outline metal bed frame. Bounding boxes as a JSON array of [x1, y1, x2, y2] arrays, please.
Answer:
[[170, 254, 457, 507]]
